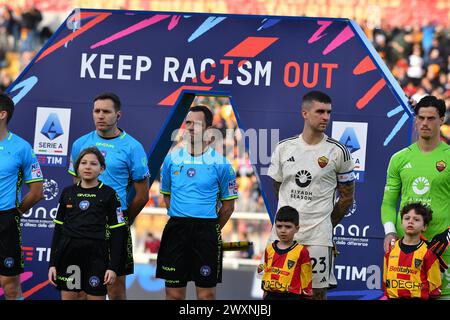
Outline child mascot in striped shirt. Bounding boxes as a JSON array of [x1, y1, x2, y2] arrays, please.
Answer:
[[383, 202, 441, 299]]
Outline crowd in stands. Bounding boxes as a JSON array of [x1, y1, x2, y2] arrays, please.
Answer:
[[364, 19, 450, 143]]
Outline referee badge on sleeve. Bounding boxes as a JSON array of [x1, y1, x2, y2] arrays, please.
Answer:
[[116, 207, 125, 223], [228, 180, 238, 195], [31, 162, 43, 179]]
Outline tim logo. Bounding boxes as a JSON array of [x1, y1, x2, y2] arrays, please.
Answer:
[[339, 127, 360, 153], [41, 113, 64, 140]]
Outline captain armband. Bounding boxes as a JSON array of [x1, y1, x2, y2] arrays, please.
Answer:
[[337, 171, 356, 184]]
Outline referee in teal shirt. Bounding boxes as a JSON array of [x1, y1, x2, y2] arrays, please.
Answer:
[[156, 105, 238, 300]]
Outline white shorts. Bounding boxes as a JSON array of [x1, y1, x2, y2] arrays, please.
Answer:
[[306, 245, 337, 289]]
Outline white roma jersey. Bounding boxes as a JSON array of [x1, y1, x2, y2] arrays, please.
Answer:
[[267, 134, 355, 246]]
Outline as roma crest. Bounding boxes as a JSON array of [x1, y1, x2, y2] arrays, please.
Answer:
[[318, 156, 329, 168], [436, 161, 446, 172]]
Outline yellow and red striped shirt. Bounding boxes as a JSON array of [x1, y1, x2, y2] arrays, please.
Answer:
[[383, 240, 441, 299], [261, 241, 313, 297]]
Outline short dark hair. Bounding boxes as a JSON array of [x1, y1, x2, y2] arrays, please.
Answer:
[[400, 202, 433, 226], [0, 93, 15, 123], [189, 105, 213, 127], [74, 147, 106, 176], [414, 95, 446, 118], [275, 206, 299, 226], [93, 92, 121, 112], [302, 90, 332, 108]]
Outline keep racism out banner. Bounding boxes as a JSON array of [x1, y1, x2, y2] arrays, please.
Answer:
[[6, 9, 412, 299]]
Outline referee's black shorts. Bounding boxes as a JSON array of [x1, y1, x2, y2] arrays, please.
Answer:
[[156, 217, 223, 288], [53, 235, 109, 296], [0, 209, 23, 276]]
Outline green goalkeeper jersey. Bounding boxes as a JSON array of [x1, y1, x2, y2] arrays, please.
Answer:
[[381, 142, 450, 238]]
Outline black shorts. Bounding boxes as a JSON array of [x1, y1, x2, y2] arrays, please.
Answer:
[[0, 209, 23, 276], [53, 235, 109, 296], [107, 214, 133, 276], [156, 217, 222, 288]]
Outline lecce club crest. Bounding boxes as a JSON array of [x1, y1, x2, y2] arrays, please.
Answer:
[[436, 161, 446, 172], [318, 156, 329, 168]]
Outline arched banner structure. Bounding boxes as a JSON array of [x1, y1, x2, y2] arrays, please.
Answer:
[[6, 9, 413, 299]]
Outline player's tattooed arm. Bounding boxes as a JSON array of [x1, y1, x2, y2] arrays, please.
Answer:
[[331, 181, 355, 227]]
